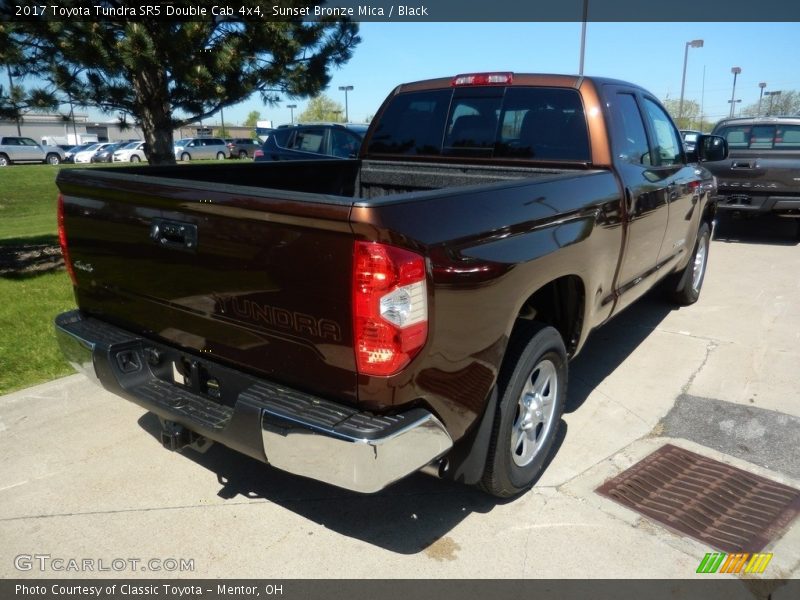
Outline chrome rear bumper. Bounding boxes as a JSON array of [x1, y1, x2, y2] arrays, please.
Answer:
[[55, 310, 452, 493]]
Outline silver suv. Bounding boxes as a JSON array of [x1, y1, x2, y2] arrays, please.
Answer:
[[0, 136, 65, 166], [173, 137, 228, 161]]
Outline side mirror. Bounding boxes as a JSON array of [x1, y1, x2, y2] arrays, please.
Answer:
[[688, 135, 728, 163]]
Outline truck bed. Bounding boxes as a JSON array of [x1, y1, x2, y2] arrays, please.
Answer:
[[84, 158, 589, 203]]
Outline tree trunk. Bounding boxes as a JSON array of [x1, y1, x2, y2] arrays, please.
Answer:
[[130, 68, 175, 165]]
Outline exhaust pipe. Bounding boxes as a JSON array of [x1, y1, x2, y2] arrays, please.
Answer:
[[420, 457, 449, 479]]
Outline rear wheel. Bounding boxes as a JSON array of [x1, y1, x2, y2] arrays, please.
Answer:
[[238, 150, 247, 159], [0, 154, 9, 167], [46, 153, 61, 165], [479, 323, 567, 498], [667, 221, 711, 305], [216, 152, 226, 160]]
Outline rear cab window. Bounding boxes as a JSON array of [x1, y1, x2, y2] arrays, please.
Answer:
[[367, 86, 591, 162], [716, 124, 800, 150]]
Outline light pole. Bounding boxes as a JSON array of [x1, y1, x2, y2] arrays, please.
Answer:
[[764, 90, 781, 116], [678, 39, 703, 124], [757, 82, 767, 116], [578, 0, 588, 76], [286, 104, 296, 124], [729, 66, 741, 118], [338, 85, 353, 122]]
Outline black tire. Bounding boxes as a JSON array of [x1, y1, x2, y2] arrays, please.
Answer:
[[181, 152, 191, 162], [238, 150, 247, 159], [667, 221, 711, 306], [46, 153, 61, 165], [0, 154, 9, 167], [216, 152, 226, 160], [130, 155, 140, 163], [479, 323, 567, 498]]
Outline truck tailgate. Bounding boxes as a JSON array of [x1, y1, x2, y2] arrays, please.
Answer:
[[57, 168, 358, 405]]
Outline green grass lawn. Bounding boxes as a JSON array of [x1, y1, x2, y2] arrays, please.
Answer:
[[0, 162, 132, 394], [0, 272, 76, 394], [0, 162, 130, 239]]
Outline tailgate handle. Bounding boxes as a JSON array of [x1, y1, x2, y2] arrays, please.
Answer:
[[150, 219, 197, 251], [732, 161, 754, 169]]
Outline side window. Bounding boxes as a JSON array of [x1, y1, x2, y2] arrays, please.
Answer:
[[21, 138, 40, 146], [610, 93, 651, 166], [330, 129, 360, 158], [642, 98, 683, 166], [292, 129, 324, 153]]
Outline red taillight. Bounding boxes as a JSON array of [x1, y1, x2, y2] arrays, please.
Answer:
[[353, 241, 428, 377], [451, 72, 513, 87], [254, 149, 264, 158], [57, 194, 77, 286]]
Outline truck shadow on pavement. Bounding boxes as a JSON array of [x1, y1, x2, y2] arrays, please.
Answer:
[[566, 291, 675, 414], [712, 214, 799, 246], [135, 292, 678, 554], [137, 410, 514, 554]]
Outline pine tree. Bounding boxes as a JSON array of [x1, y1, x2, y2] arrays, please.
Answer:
[[2, 3, 359, 164]]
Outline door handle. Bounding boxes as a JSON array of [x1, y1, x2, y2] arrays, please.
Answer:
[[150, 219, 197, 252]]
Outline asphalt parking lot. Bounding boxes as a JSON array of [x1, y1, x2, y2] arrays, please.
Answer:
[[1, 216, 799, 588]]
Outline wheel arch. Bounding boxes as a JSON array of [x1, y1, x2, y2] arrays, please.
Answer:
[[507, 274, 586, 359]]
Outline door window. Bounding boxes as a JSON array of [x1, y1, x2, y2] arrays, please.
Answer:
[[330, 129, 361, 158], [642, 98, 683, 166], [291, 129, 324, 153], [609, 93, 651, 166]]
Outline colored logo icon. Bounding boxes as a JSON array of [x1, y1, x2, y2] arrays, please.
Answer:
[[697, 552, 773, 574]]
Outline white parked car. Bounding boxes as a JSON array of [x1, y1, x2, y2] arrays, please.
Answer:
[[112, 141, 148, 162], [73, 142, 114, 164]]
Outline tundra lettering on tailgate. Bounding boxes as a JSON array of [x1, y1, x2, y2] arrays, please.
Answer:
[[220, 296, 342, 342]]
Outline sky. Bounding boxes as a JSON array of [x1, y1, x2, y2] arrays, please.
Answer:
[[71, 21, 800, 128]]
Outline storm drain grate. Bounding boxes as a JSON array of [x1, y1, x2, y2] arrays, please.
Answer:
[[596, 444, 800, 553]]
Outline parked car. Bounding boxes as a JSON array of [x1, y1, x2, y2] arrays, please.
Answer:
[[680, 129, 704, 153], [55, 72, 725, 498], [63, 143, 94, 163], [91, 141, 132, 163], [253, 123, 367, 161], [226, 137, 262, 159], [0, 136, 65, 166], [73, 143, 115, 164], [704, 116, 800, 229], [173, 137, 228, 161], [112, 141, 147, 162]]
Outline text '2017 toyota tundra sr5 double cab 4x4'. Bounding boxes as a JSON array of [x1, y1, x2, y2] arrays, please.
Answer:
[[55, 73, 727, 498]]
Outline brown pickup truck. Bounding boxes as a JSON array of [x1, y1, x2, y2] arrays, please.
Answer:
[[55, 73, 727, 498]]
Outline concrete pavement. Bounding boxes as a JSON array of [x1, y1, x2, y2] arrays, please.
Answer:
[[1, 217, 798, 584]]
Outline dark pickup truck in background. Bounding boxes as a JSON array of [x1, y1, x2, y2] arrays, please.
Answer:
[[705, 116, 800, 235], [55, 73, 726, 498]]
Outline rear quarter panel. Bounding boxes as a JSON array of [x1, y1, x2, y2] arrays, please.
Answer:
[[351, 171, 623, 441]]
